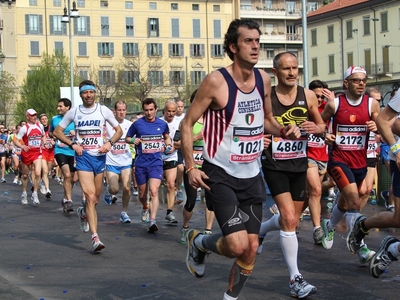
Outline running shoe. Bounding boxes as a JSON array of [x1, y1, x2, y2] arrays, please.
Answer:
[[369, 236, 399, 278], [77, 206, 89, 233], [45, 189, 51, 199], [1, 178, 6, 183], [165, 212, 178, 224], [313, 227, 324, 245], [18, 180, 22, 185], [111, 195, 118, 204], [380, 190, 390, 208], [180, 227, 189, 245], [302, 207, 310, 216], [321, 219, 334, 250], [120, 211, 131, 223], [62, 199, 74, 213], [92, 235, 105, 252], [141, 208, 150, 222], [358, 245, 376, 264], [289, 274, 317, 299], [387, 205, 395, 212], [269, 203, 280, 215], [186, 229, 207, 278], [31, 192, 40, 205], [176, 190, 184, 203], [13, 178, 18, 185], [21, 191, 28, 205], [346, 214, 368, 254], [257, 235, 265, 254], [40, 184, 46, 195], [132, 187, 138, 196], [204, 230, 212, 235], [104, 185, 112, 205], [148, 221, 159, 233], [327, 191, 336, 201]]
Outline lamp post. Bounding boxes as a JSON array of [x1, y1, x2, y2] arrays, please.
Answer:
[[61, 0, 79, 105]]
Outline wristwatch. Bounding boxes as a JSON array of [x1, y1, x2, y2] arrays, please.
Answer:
[[69, 142, 77, 149], [108, 139, 115, 146]]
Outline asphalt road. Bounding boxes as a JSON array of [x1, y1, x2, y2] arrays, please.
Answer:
[[0, 172, 399, 300]]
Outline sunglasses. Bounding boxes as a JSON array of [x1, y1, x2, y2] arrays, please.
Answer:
[[316, 95, 325, 99], [347, 78, 367, 84]]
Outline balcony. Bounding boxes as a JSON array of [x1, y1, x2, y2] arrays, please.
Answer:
[[240, 7, 301, 19], [257, 51, 303, 68], [364, 62, 394, 78], [260, 33, 302, 44]]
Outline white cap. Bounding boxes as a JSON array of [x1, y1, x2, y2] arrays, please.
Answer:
[[26, 108, 37, 116], [344, 66, 367, 79]]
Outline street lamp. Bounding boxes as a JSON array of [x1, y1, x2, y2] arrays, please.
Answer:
[[61, 0, 79, 104], [353, 16, 379, 68]]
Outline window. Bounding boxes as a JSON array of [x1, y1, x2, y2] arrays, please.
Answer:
[[363, 19, 371, 35], [308, 2, 318, 12], [211, 44, 224, 58], [309, 29, 317, 46], [327, 25, 334, 43], [101, 17, 109, 36], [266, 49, 274, 59], [346, 20, 353, 39], [123, 43, 139, 56], [53, 0, 62, 7], [312, 58, 318, 76], [77, 0, 85, 7], [125, 1, 133, 9], [25, 15, 43, 35], [171, 19, 179, 38], [265, 0, 272, 9], [74, 16, 91, 35], [100, 1, 109, 8], [50, 15, 67, 35], [149, 2, 157, 10], [193, 19, 201, 38], [364, 49, 372, 74], [171, 3, 178, 10], [54, 41, 63, 55], [286, 1, 296, 13], [213, 5, 220, 12], [148, 18, 159, 37], [78, 42, 87, 56], [148, 71, 164, 86], [79, 70, 88, 80], [170, 71, 185, 86], [190, 44, 204, 58], [191, 71, 205, 85], [98, 42, 114, 56], [381, 12, 388, 32], [147, 43, 162, 57], [124, 71, 139, 84], [328, 55, 335, 74], [192, 4, 199, 11], [126, 17, 134, 36], [98, 70, 115, 85], [29, 0, 38, 6], [347, 52, 354, 68], [169, 43, 184, 57], [30, 41, 40, 56], [213, 20, 221, 38]]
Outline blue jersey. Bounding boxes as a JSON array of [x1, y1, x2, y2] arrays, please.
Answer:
[[0, 134, 7, 153], [50, 115, 75, 156], [126, 117, 169, 167]]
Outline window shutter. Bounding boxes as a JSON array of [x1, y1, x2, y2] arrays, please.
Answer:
[[123, 43, 127, 56], [179, 44, 184, 56], [50, 16, 54, 35], [110, 43, 114, 56], [25, 15, 30, 34], [39, 15, 43, 34], [180, 71, 185, 85], [98, 43, 102, 56]]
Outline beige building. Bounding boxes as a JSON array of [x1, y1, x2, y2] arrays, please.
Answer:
[[1, 0, 237, 111], [307, 0, 400, 100]]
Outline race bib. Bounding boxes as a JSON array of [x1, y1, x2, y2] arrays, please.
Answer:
[[78, 129, 102, 150], [141, 135, 162, 154], [111, 139, 128, 155], [193, 145, 204, 166], [230, 126, 263, 163], [272, 136, 307, 160], [28, 136, 42, 148], [335, 124, 367, 151], [308, 134, 325, 148]]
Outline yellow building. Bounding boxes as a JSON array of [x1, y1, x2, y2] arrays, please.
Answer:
[[1, 0, 236, 110]]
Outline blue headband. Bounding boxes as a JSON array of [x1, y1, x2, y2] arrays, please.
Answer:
[[79, 85, 96, 93]]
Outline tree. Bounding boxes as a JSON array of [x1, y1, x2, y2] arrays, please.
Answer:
[[0, 71, 17, 127], [15, 52, 70, 123]]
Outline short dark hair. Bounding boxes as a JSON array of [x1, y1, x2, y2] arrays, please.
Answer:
[[142, 98, 157, 110], [58, 98, 72, 110], [223, 19, 261, 61], [273, 52, 298, 69], [79, 80, 96, 90], [309, 80, 328, 90], [365, 87, 379, 97], [114, 100, 127, 109]]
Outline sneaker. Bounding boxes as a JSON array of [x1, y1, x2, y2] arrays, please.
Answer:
[[31, 192, 40, 205], [92, 235, 105, 252], [358, 245, 376, 264], [380, 190, 390, 208], [55, 176, 61, 183], [13, 178, 18, 185], [327, 191, 336, 201], [1, 178, 6, 183], [141, 208, 150, 222], [269, 203, 280, 215], [40, 184, 46, 195], [186, 229, 207, 278], [313, 227, 324, 245], [66, 200, 74, 212], [180, 227, 189, 245], [257, 235, 265, 254], [387, 205, 395, 212], [133, 187, 138, 196], [148, 221, 159, 233], [289, 274, 317, 298], [302, 207, 310, 216], [21, 192, 28, 205], [62, 199, 72, 213], [77, 206, 89, 233], [346, 214, 368, 254], [165, 212, 178, 224], [120, 212, 131, 223], [111, 195, 118, 204], [176, 190, 184, 203], [18, 180, 22, 185], [204, 230, 212, 235], [104, 185, 112, 205], [321, 219, 335, 250], [369, 236, 399, 278], [45, 189, 51, 199]]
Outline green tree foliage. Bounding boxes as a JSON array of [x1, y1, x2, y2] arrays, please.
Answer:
[[15, 53, 70, 123], [0, 71, 17, 127]]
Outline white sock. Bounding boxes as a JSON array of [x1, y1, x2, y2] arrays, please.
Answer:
[[345, 212, 358, 232], [330, 205, 345, 228], [388, 242, 400, 257], [280, 230, 299, 280], [223, 292, 238, 300], [259, 214, 281, 236]]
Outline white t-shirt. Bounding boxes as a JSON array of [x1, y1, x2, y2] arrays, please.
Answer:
[[160, 116, 180, 162], [106, 118, 132, 166]]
